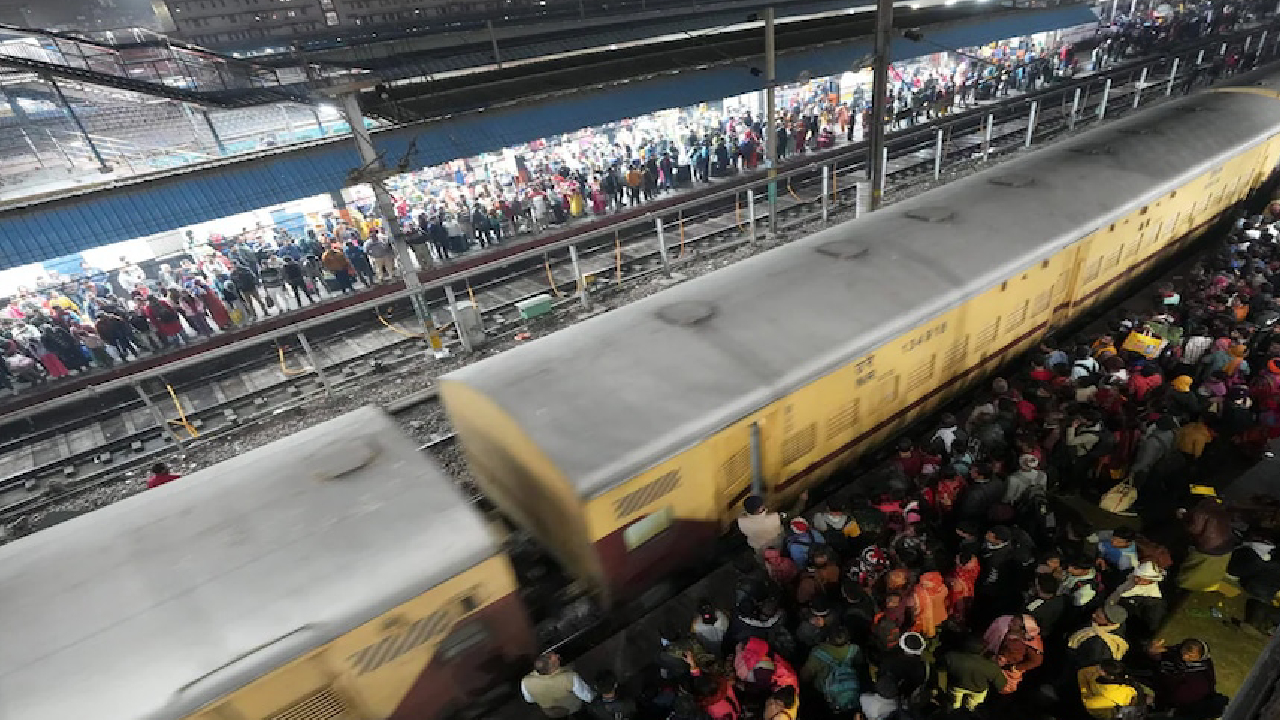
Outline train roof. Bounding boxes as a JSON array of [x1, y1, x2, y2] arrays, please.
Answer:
[[0, 406, 495, 720], [442, 83, 1280, 500]]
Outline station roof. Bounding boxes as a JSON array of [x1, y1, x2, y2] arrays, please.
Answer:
[[0, 406, 494, 720], [0, 3, 1096, 271]]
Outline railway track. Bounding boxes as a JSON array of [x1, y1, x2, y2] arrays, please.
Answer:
[[0, 31, 1269, 537]]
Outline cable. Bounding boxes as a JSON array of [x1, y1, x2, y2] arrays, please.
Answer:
[[376, 306, 427, 338], [787, 177, 811, 202], [165, 384, 199, 438], [277, 344, 310, 376], [544, 255, 565, 297]]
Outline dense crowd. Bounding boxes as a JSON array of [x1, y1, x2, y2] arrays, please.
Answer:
[[518, 201, 1280, 720]]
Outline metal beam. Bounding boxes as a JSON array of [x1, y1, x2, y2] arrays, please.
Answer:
[[868, 0, 892, 211]]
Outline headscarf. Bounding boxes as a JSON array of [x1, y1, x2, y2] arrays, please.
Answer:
[[1067, 617, 1130, 661]]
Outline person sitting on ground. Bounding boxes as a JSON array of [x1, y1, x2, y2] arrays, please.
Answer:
[[1146, 638, 1228, 720]]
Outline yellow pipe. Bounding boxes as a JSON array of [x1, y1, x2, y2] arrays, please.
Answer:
[[277, 344, 310, 376], [165, 384, 199, 438], [544, 256, 565, 297]]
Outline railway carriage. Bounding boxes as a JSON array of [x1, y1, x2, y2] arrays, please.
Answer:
[[440, 79, 1280, 604], [0, 406, 534, 720]]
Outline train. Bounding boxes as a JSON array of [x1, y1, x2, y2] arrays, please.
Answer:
[[10, 66, 1280, 720]]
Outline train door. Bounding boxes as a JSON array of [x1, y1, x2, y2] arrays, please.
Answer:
[[438, 618, 508, 707]]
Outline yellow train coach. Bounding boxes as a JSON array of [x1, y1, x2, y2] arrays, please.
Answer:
[[0, 406, 534, 720], [440, 78, 1280, 605]]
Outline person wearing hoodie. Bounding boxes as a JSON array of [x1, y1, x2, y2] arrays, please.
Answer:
[[1130, 415, 1178, 481], [1167, 375, 1206, 418], [1004, 454, 1048, 506], [1147, 638, 1227, 720], [957, 462, 1006, 521], [1107, 561, 1167, 644]]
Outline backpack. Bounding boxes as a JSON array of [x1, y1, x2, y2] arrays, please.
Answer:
[[812, 648, 860, 712]]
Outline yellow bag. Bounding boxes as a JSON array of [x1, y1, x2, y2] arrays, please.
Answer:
[[1122, 331, 1163, 360], [229, 307, 245, 326]]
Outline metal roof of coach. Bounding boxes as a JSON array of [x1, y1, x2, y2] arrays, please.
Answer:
[[442, 86, 1280, 501], [0, 405, 494, 720]]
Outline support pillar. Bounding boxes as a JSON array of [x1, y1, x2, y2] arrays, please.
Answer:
[[747, 190, 758, 244], [46, 74, 110, 173], [311, 106, 327, 137], [933, 128, 944, 180], [869, 0, 893, 211], [135, 382, 183, 448], [568, 244, 591, 310], [1196, 49, 1205, 66], [201, 109, 228, 156], [982, 113, 993, 161], [444, 285, 473, 352], [278, 104, 296, 141], [655, 217, 671, 275], [764, 7, 778, 236], [1098, 78, 1112, 120], [486, 19, 502, 67], [1069, 87, 1082, 130], [336, 91, 443, 355], [1133, 67, 1148, 108], [1025, 101, 1038, 148], [296, 331, 331, 395], [1166, 58, 1180, 96], [821, 165, 830, 223]]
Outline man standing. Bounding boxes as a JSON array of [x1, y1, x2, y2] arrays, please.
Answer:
[[363, 230, 396, 282], [521, 652, 594, 718]]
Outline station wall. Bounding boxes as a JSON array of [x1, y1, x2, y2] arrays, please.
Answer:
[[0, 2, 1096, 272]]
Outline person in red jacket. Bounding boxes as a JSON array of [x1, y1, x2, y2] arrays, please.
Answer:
[[146, 462, 181, 489]]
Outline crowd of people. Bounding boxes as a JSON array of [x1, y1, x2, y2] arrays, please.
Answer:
[[518, 201, 1280, 720]]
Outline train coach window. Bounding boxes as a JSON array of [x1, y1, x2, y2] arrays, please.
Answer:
[[1140, 206, 1148, 216], [624, 507, 674, 551]]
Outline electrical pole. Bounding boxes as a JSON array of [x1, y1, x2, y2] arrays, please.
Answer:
[[869, 0, 893, 211], [333, 89, 445, 356], [765, 6, 778, 237]]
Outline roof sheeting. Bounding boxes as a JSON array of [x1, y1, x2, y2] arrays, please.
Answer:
[[0, 406, 493, 720], [441, 85, 1280, 498], [0, 3, 1096, 270]]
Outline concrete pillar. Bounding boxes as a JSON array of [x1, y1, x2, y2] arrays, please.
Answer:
[[1025, 101, 1038, 148], [296, 331, 331, 395], [655, 217, 671, 275]]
